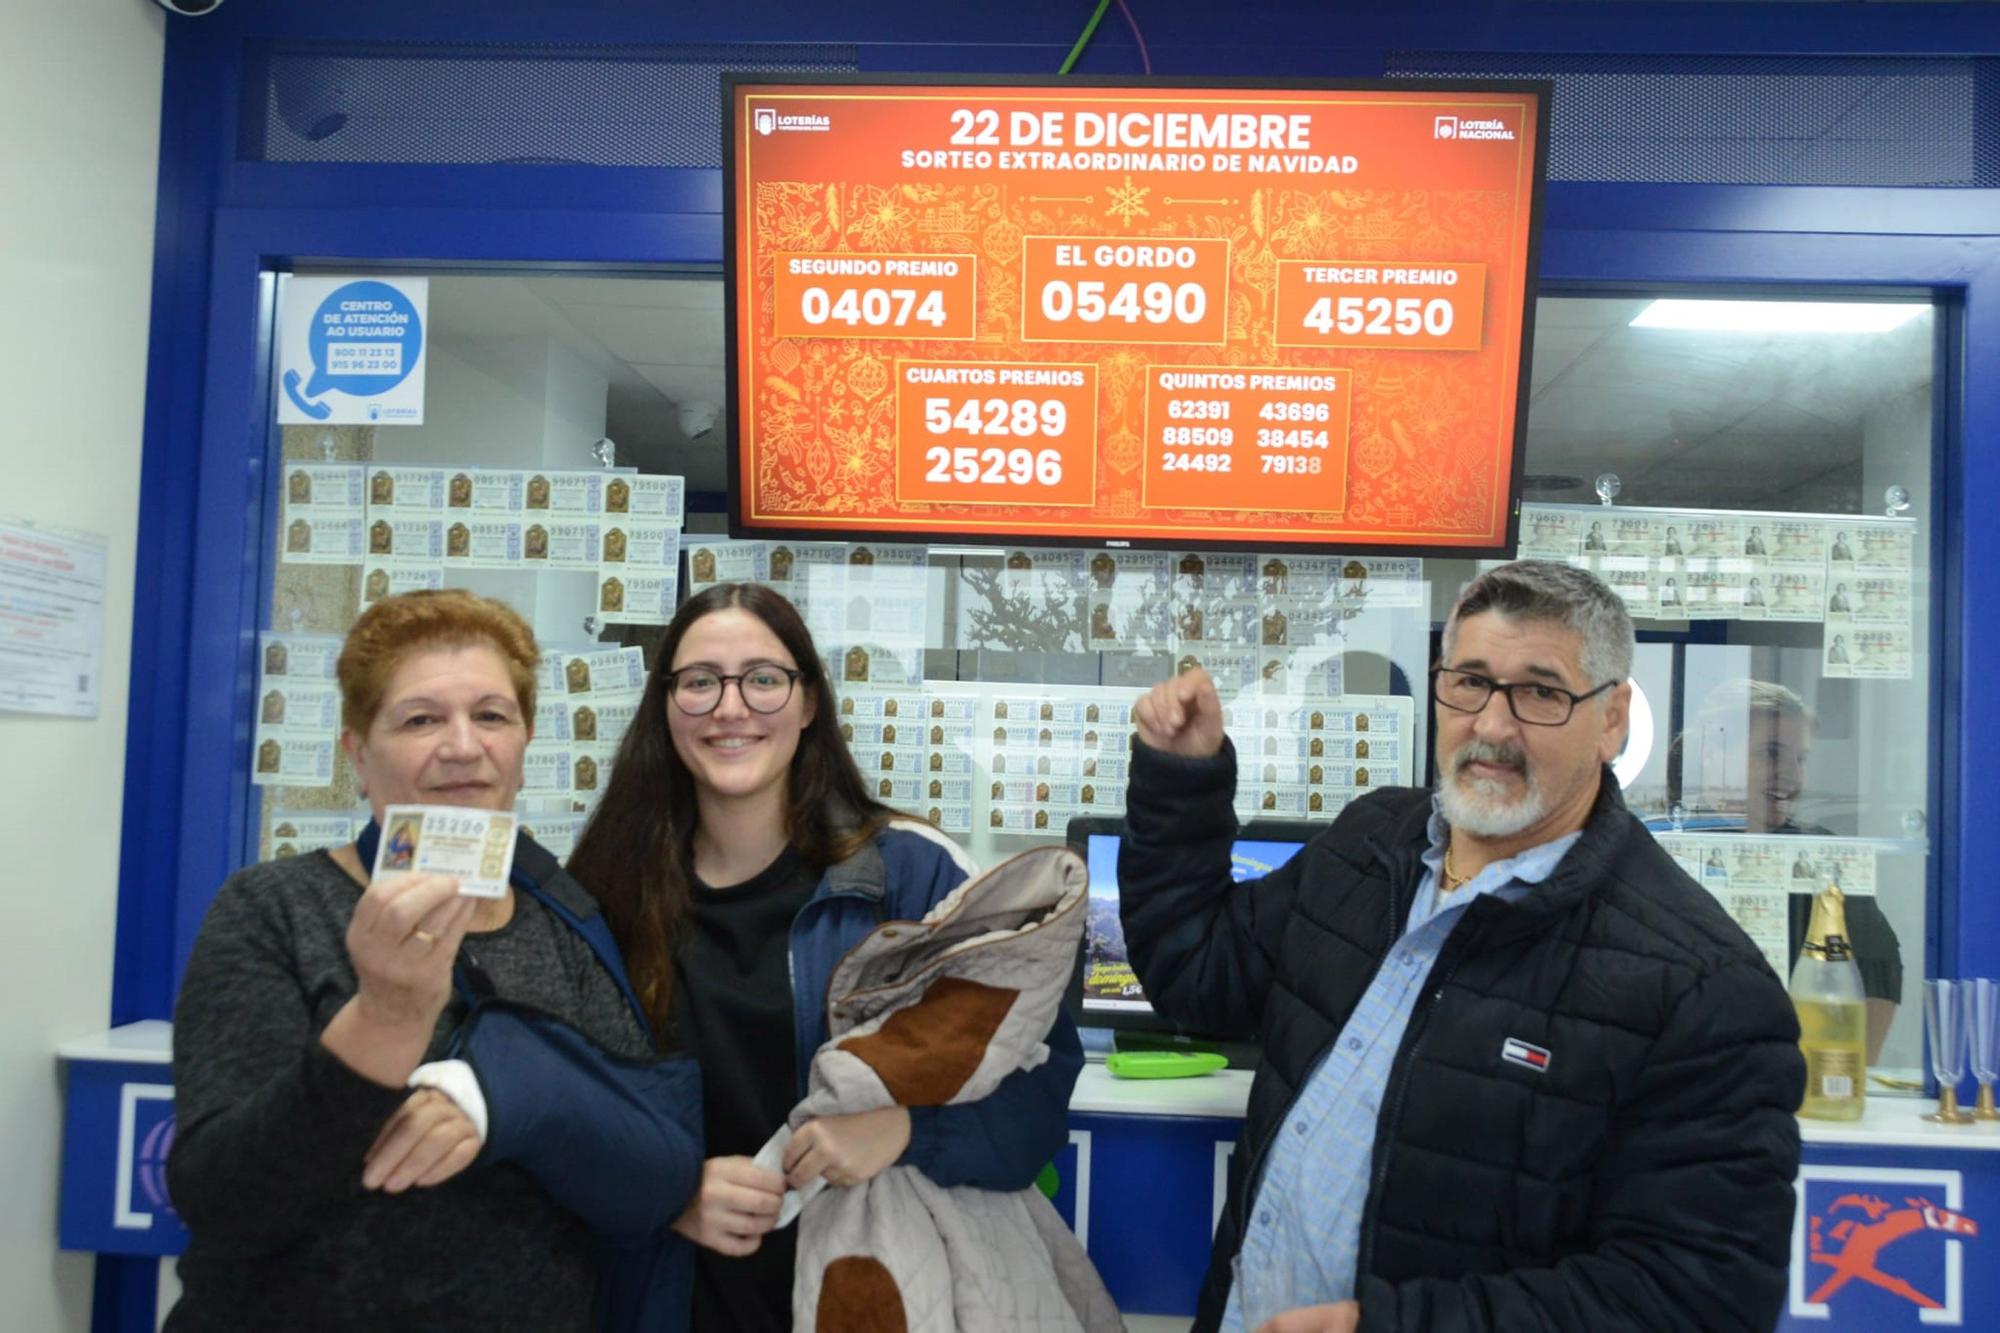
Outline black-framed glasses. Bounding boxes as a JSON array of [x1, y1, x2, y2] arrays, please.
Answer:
[[1431, 666, 1614, 727], [663, 664, 804, 716]]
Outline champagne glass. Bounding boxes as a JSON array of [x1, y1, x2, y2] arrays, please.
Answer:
[[1923, 979, 1974, 1124], [1970, 978, 2000, 1121]]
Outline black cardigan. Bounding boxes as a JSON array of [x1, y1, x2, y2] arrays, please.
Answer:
[[1119, 741, 1806, 1333]]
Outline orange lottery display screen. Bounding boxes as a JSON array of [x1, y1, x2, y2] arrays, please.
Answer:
[[725, 76, 1549, 554]]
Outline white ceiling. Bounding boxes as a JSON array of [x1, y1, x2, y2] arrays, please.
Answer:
[[1523, 296, 1932, 511], [426, 275, 1935, 513]]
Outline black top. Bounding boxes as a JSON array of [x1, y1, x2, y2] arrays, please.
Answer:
[[676, 846, 820, 1333], [167, 851, 650, 1332]]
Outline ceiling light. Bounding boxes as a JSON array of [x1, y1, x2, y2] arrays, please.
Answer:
[[1630, 300, 1926, 334]]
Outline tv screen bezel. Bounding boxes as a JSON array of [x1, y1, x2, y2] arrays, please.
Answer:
[[721, 71, 1552, 559]]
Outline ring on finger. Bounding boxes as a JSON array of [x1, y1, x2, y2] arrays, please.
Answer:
[[410, 928, 438, 947]]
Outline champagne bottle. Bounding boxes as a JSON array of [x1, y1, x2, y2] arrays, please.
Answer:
[[1792, 884, 1867, 1121]]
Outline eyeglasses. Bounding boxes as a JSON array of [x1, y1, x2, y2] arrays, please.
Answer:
[[663, 664, 804, 716], [1431, 666, 1614, 727]]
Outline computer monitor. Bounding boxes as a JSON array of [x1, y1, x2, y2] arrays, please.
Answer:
[[1064, 815, 1316, 1064]]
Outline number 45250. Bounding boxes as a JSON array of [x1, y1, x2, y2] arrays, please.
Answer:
[[1303, 295, 1454, 337]]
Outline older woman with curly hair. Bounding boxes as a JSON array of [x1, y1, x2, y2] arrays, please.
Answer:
[[168, 589, 699, 1331]]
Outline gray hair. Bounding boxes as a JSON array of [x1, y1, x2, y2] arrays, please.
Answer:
[[1442, 559, 1635, 687], [1696, 677, 1814, 730]]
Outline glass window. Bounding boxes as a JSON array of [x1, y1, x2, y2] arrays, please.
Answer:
[[252, 279, 1936, 1087], [1430, 294, 1935, 1084]]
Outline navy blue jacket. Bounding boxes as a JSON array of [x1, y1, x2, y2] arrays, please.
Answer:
[[356, 823, 703, 1332]]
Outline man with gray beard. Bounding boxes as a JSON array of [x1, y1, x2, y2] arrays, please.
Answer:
[[1117, 559, 1804, 1333]]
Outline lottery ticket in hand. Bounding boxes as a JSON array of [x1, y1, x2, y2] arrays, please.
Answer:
[[373, 805, 518, 899]]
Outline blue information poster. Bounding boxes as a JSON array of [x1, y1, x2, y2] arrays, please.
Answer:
[[277, 275, 428, 425]]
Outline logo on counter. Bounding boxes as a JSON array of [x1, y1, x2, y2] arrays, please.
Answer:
[[1793, 1167, 1979, 1324], [115, 1084, 179, 1231], [136, 1114, 177, 1218]]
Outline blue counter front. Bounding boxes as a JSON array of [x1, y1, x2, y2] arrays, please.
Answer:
[[59, 1028, 2000, 1328], [57, 1023, 184, 1259]]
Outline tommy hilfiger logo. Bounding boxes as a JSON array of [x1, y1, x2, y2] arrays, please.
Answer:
[[1501, 1037, 1551, 1072]]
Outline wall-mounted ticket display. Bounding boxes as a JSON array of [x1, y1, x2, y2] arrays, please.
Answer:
[[726, 75, 1550, 554], [1517, 502, 1918, 679]]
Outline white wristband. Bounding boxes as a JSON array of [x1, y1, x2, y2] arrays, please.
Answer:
[[408, 1059, 489, 1144]]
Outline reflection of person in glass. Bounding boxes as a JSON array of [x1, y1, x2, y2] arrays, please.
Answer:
[[1670, 679, 1901, 1058]]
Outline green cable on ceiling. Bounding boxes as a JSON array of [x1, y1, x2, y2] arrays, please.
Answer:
[[1059, 0, 1115, 75]]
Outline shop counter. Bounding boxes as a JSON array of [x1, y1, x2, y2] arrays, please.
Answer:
[[1056, 1065, 2000, 1327], [58, 1027, 2000, 1329]]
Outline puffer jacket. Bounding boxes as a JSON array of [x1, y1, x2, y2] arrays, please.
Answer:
[[781, 845, 1122, 1333], [1119, 741, 1806, 1333], [789, 819, 1085, 1189]]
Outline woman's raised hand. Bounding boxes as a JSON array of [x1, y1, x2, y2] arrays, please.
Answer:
[[346, 872, 476, 1027], [321, 872, 476, 1088]]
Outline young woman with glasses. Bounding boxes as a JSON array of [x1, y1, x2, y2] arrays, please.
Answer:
[[567, 582, 1081, 1332]]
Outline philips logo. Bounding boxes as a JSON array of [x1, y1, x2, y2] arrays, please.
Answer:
[[755, 108, 831, 135], [1440, 115, 1517, 143]]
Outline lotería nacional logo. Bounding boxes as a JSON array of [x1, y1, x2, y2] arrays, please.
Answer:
[[1437, 114, 1515, 142], [753, 106, 831, 135], [137, 1114, 178, 1221], [1793, 1166, 1981, 1324]]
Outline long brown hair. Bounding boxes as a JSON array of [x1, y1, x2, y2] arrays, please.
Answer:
[[567, 582, 895, 1039]]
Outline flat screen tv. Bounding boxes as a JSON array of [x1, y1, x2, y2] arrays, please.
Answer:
[[724, 73, 1549, 556], [1064, 815, 1315, 1063]]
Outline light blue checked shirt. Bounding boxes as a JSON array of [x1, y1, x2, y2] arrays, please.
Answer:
[[1221, 803, 1582, 1331]]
